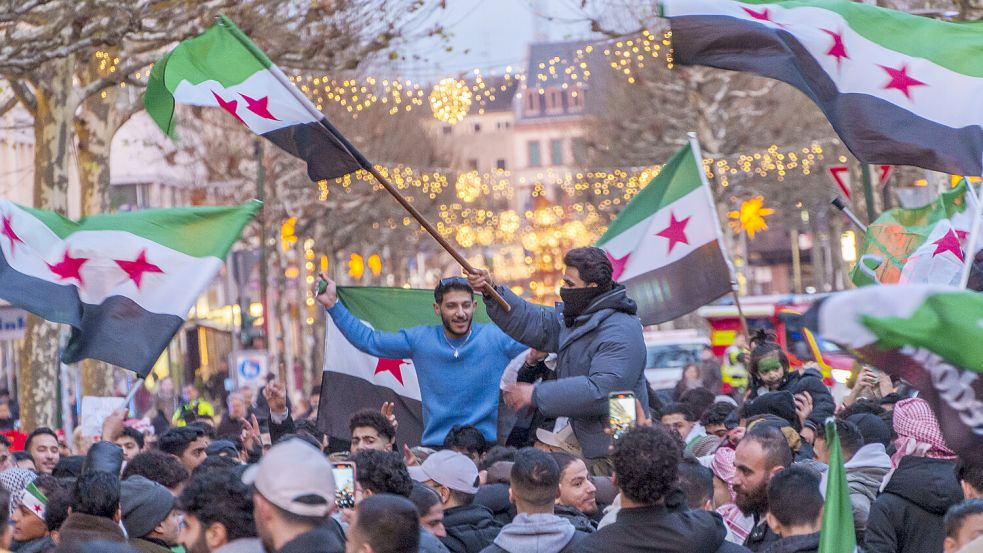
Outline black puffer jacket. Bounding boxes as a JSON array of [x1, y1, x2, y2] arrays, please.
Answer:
[[441, 504, 504, 553], [749, 368, 834, 431], [864, 456, 963, 553], [554, 505, 597, 534], [474, 483, 516, 526]]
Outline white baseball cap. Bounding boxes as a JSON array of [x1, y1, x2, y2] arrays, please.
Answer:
[[242, 439, 335, 517], [408, 450, 479, 494]]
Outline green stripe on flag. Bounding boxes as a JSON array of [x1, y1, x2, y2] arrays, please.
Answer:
[[337, 287, 491, 332], [861, 290, 983, 372], [19, 201, 261, 259], [819, 420, 857, 553], [144, 16, 272, 138], [738, 0, 983, 77], [596, 144, 701, 246]]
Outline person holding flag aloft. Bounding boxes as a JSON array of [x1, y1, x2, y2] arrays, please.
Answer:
[[316, 275, 528, 448]]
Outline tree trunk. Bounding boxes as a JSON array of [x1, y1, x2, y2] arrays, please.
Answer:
[[19, 58, 77, 431]]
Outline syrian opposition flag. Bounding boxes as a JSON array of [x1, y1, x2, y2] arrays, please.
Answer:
[[852, 180, 980, 286], [0, 200, 258, 377], [662, 0, 983, 176], [317, 287, 494, 447], [596, 141, 732, 325], [818, 420, 858, 553], [144, 16, 364, 182], [804, 285, 983, 464]]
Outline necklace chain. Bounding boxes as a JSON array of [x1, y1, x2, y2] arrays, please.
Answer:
[[442, 330, 472, 358]]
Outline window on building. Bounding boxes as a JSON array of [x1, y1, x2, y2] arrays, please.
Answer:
[[442, 125, 452, 135], [545, 87, 564, 114], [524, 92, 540, 115], [496, 159, 507, 171], [473, 123, 481, 133], [527, 141, 542, 167], [550, 139, 563, 166], [467, 159, 479, 171], [569, 88, 585, 113], [571, 137, 587, 164]]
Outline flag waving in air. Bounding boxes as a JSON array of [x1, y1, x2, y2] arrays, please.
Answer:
[[0, 201, 259, 377], [144, 15, 364, 182], [596, 139, 732, 325], [662, 0, 983, 176]]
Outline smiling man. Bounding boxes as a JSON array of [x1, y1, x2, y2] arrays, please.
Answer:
[[25, 428, 60, 475], [317, 275, 527, 448]]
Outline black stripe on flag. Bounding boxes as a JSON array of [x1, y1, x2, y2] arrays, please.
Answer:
[[262, 118, 364, 182], [316, 370, 425, 448]]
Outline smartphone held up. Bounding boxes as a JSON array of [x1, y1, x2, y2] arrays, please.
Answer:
[[608, 391, 637, 441]]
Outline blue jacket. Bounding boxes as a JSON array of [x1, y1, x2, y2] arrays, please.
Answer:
[[328, 302, 526, 446], [483, 285, 648, 459]]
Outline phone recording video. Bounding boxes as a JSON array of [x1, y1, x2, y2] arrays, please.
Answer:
[[608, 391, 637, 441], [332, 462, 356, 510]]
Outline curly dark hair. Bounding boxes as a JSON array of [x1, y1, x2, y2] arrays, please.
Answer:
[[748, 329, 789, 379], [351, 450, 413, 497], [159, 426, 205, 457], [563, 247, 613, 288], [39, 475, 72, 531], [701, 401, 736, 427], [179, 467, 255, 541], [837, 398, 885, 420], [443, 425, 487, 458], [72, 471, 120, 518], [122, 450, 190, 490], [611, 425, 681, 505], [349, 409, 396, 443], [119, 426, 145, 450]]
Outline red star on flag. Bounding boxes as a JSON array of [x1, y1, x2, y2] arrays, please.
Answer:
[[879, 63, 926, 100], [931, 229, 965, 262], [820, 29, 849, 69], [374, 358, 405, 385], [211, 91, 246, 125], [656, 211, 691, 254], [741, 6, 785, 26], [240, 93, 279, 121], [1, 214, 24, 256], [605, 251, 631, 281], [47, 249, 88, 286], [115, 249, 165, 289], [32, 504, 41, 514]]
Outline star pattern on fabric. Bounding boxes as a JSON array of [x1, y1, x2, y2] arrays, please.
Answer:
[[240, 93, 279, 121], [212, 91, 246, 125], [114, 249, 165, 289], [931, 229, 965, 262], [656, 211, 691, 255], [374, 358, 405, 385], [605, 250, 631, 281], [47, 249, 89, 286], [879, 63, 927, 100], [1, 214, 24, 256], [742, 6, 785, 26], [820, 28, 849, 69]]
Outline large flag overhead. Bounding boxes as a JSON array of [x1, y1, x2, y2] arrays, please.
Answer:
[[144, 16, 364, 182], [317, 287, 492, 446], [662, 0, 983, 176], [596, 141, 732, 325], [819, 420, 858, 553], [804, 285, 983, 464], [851, 181, 980, 286], [0, 201, 259, 377]]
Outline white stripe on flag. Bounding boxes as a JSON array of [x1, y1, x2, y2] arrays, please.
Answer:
[[322, 317, 422, 402]]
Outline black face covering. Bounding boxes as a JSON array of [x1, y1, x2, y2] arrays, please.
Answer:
[[560, 285, 608, 327]]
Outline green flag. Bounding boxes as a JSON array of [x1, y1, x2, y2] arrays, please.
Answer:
[[819, 420, 858, 553]]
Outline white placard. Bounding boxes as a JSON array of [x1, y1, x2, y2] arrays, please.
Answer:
[[80, 396, 124, 438]]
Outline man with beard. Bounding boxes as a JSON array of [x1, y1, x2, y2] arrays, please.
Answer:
[[317, 276, 527, 448], [732, 425, 792, 552], [468, 247, 648, 475], [550, 452, 599, 533], [179, 465, 263, 553]]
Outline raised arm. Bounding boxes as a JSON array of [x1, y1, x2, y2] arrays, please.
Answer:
[[317, 276, 414, 359], [467, 269, 561, 353]]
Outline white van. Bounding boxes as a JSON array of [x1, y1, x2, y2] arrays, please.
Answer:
[[643, 329, 710, 393]]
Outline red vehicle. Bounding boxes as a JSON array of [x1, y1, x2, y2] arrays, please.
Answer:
[[697, 294, 855, 390]]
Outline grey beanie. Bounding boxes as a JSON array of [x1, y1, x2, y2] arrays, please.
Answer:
[[120, 475, 175, 538]]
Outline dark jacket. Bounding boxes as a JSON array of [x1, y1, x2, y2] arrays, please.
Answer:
[[864, 456, 964, 553], [484, 285, 648, 459], [554, 505, 597, 533], [474, 483, 517, 526], [216, 414, 245, 438], [273, 525, 345, 553], [13, 536, 53, 553], [441, 504, 504, 553], [57, 512, 127, 545], [129, 538, 172, 553], [744, 515, 782, 553], [749, 368, 834, 431], [573, 504, 748, 553], [759, 533, 819, 553]]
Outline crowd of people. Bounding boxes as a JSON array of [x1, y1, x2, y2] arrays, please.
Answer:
[[0, 246, 978, 553]]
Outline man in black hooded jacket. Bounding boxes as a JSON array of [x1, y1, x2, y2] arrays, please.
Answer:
[[468, 247, 648, 475]]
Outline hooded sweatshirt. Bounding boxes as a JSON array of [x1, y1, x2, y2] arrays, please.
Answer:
[[864, 456, 964, 553], [820, 443, 892, 544], [480, 513, 581, 553]]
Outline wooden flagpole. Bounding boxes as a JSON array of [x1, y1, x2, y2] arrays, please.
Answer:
[[687, 132, 751, 341]]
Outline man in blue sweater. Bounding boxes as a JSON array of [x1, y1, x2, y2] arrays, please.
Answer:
[[316, 276, 528, 448]]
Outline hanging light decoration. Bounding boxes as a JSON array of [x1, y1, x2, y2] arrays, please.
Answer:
[[429, 78, 472, 124], [455, 171, 483, 202]]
